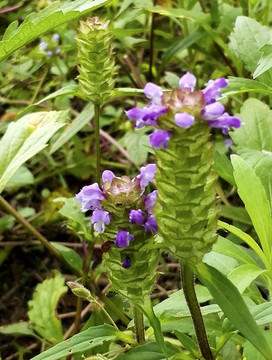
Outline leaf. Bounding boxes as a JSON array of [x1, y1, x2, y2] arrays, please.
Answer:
[[213, 151, 235, 186], [28, 271, 67, 343], [0, 111, 66, 193], [30, 324, 133, 360], [231, 155, 272, 268], [229, 16, 272, 78], [251, 302, 272, 325], [227, 264, 265, 294], [0, 0, 110, 62], [174, 331, 200, 358], [117, 341, 179, 360], [218, 220, 267, 268], [196, 262, 272, 360], [231, 98, 272, 152], [0, 322, 38, 338], [18, 84, 80, 118], [204, 251, 239, 275], [221, 77, 272, 97], [51, 243, 83, 275], [6, 166, 34, 187], [50, 102, 94, 154], [254, 44, 272, 78], [220, 205, 252, 225], [124, 129, 152, 165], [213, 236, 258, 267]]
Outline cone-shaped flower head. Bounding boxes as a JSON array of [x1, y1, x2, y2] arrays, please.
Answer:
[[76, 167, 159, 304], [76, 17, 117, 104], [125, 72, 241, 266]]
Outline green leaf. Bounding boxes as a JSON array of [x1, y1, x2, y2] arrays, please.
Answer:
[[196, 262, 272, 360], [174, 331, 200, 358], [218, 220, 267, 268], [221, 77, 272, 97], [18, 84, 80, 118], [117, 341, 179, 360], [6, 166, 34, 187], [0, 0, 110, 62], [50, 102, 94, 154], [213, 151, 235, 186], [229, 16, 272, 78], [251, 302, 272, 325], [30, 324, 133, 360], [51, 243, 83, 275], [213, 236, 258, 267], [231, 98, 272, 152], [227, 264, 265, 294], [28, 271, 67, 343], [124, 129, 152, 165], [0, 111, 66, 193], [231, 155, 272, 269], [0, 322, 38, 338], [254, 44, 272, 78], [220, 206, 252, 225]]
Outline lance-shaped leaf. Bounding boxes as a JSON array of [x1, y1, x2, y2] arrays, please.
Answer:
[[0, 0, 110, 63], [0, 111, 66, 193]]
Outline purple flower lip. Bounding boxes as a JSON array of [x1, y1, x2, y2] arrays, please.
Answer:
[[150, 130, 172, 149], [102, 170, 116, 183], [202, 78, 228, 104], [126, 105, 167, 129], [129, 209, 145, 225], [115, 230, 134, 248], [145, 190, 158, 215], [179, 72, 197, 92], [175, 112, 195, 129], [91, 209, 110, 233], [144, 216, 158, 234], [144, 82, 163, 105], [76, 183, 105, 211], [201, 102, 225, 121], [137, 164, 157, 191], [209, 112, 241, 134]]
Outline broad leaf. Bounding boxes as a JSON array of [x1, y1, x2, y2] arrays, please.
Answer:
[[117, 341, 179, 360], [221, 77, 272, 97], [124, 129, 152, 165], [0, 322, 38, 338], [51, 243, 83, 275], [254, 44, 272, 78], [231, 155, 272, 268], [227, 264, 265, 294], [213, 151, 235, 186], [0, 0, 110, 62], [196, 262, 272, 360], [28, 271, 67, 343], [31, 324, 134, 360], [220, 206, 251, 225], [0, 111, 66, 193]]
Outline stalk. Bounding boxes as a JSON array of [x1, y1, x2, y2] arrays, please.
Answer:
[[181, 261, 213, 360], [133, 305, 145, 344], [94, 103, 101, 184]]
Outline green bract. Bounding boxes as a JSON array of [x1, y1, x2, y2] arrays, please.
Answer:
[[76, 17, 117, 104], [154, 122, 218, 266]]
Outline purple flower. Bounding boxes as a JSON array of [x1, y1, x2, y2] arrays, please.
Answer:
[[175, 112, 195, 129], [129, 209, 145, 225], [144, 82, 163, 105], [39, 41, 48, 51], [46, 50, 53, 57], [144, 217, 158, 234], [52, 33, 60, 42], [126, 105, 167, 128], [115, 230, 134, 248], [137, 164, 157, 190], [145, 190, 158, 215], [201, 102, 225, 120], [150, 129, 172, 149], [55, 48, 61, 55], [122, 256, 131, 269], [102, 170, 115, 183], [91, 209, 110, 233], [225, 138, 233, 149], [76, 183, 105, 211], [209, 112, 241, 134], [179, 72, 196, 92], [202, 78, 228, 104]]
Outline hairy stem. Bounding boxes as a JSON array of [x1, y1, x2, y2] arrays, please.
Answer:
[[94, 102, 101, 184], [180, 261, 213, 360], [148, 0, 156, 82], [0, 195, 61, 260], [133, 305, 145, 344]]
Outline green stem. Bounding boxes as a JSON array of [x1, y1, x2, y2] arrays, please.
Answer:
[[72, 242, 94, 335], [0, 195, 61, 261], [180, 261, 213, 360], [133, 305, 145, 344], [148, 0, 156, 82], [94, 102, 101, 184]]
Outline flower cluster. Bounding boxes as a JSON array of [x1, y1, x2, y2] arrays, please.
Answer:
[[39, 33, 61, 57], [126, 72, 241, 149], [76, 165, 158, 268]]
